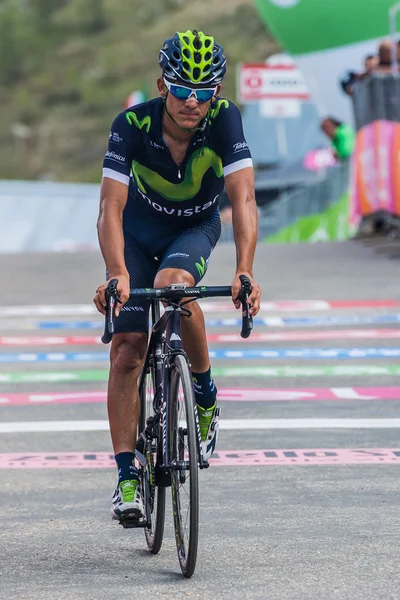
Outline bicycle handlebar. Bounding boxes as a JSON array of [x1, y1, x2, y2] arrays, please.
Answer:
[[101, 276, 253, 344]]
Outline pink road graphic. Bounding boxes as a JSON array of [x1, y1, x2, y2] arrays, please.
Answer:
[[3, 328, 400, 346], [1, 449, 400, 468], [1, 387, 400, 406]]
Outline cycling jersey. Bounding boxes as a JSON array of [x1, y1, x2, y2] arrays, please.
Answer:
[[102, 96, 252, 238]]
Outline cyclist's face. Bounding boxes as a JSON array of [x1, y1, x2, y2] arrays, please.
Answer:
[[158, 77, 221, 130]]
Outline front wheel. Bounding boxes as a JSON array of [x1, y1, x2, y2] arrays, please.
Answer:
[[138, 355, 166, 554], [169, 353, 199, 578]]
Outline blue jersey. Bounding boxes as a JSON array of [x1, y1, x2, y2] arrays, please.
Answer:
[[102, 97, 252, 238]]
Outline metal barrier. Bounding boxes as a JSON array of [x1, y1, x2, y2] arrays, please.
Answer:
[[350, 73, 400, 223], [352, 73, 400, 130], [220, 161, 350, 242]]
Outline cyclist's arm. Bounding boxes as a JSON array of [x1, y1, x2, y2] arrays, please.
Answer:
[[97, 177, 129, 279], [212, 99, 260, 313], [94, 111, 135, 313], [224, 166, 257, 278]]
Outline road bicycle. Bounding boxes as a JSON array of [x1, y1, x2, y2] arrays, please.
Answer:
[[102, 275, 253, 577]]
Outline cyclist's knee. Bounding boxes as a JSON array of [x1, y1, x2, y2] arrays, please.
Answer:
[[154, 268, 195, 288], [110, 333, 147, 374]]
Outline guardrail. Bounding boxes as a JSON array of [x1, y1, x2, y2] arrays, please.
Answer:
[[220, 161, 350, 242], [350, 73, 400, 224]]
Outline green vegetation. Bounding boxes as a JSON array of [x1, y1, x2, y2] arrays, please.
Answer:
[[0, 0, 278, 182]]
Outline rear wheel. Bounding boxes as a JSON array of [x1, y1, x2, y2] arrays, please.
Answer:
[[138, 355, 166, 554], [169, 353, 199, 578]]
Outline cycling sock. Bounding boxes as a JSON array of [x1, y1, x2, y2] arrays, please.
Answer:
[[192, 367, 217, 409], [115, 452, 139, 485]]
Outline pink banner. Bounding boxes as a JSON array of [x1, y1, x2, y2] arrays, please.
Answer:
[[351, 119, 400, 225], [1, 387, 400, 406], [1, 449, 400, 468]]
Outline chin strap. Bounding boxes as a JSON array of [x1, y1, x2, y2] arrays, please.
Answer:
[[163, 94, 209, 133]]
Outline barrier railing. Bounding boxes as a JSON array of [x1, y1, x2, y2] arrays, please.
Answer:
[[351, 73, 400, 225], [220, 161, 350, 242]]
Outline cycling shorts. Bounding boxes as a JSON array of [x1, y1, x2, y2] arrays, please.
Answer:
[[113, 212, 221, 334]]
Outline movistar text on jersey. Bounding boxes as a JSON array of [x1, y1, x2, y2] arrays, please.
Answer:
[[138, 189, 219, 217]]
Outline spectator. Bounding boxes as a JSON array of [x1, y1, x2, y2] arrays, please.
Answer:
[[339, 70, 359, 96], [320, 117, 355, 161], [364, 54, 378, 73], [376, 40, 394, 72]]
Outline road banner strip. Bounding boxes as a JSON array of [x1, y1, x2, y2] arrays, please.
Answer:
[[0, 313, 394, 330], [1, 449, 400, 468], [2, 364, 400, 383], [1, 299, 399, 317], [2, 348, 400, 362], [3, 418, 400, 433], [3, 329, 400, 346], [1, 387, 400, 406]]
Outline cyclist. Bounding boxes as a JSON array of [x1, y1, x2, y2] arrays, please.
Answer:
[[93, 29, 261, 522]]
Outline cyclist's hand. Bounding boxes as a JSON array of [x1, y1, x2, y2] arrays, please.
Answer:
[[93, 273, 130, 317], [231, 272, 262, 317]]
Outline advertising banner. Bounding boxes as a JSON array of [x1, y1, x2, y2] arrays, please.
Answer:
[[350, 120, 400, 225]]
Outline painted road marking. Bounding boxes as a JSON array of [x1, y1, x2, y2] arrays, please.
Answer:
[[4, 418, 400, 433], [1, 449, 400, 468], [1, 313, 399, 330], [208, 330, 400, 343], [1, 299, 399, 317], [2, 348, 400, 362], [1, 387, 400, 406], [4, 329, 400, 346], [2, 365, 400, 384]]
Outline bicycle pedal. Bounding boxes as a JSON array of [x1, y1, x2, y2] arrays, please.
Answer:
[[119, 517, 147, 529]]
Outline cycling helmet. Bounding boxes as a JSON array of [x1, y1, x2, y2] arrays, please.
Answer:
[[159, 29, 226, 86]]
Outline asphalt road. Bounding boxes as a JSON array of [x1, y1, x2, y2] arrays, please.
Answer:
[[1, 238, 400, 600]]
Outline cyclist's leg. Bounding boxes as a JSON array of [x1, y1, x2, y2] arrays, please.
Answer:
[[155, 214, 221, 458], [108, 233, 158, 519]]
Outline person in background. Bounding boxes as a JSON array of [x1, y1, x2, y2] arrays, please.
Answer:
[[364, 54, 378, 73], [376, 41, 394, 72], [339, 70, 359, 97], [320, 117, 355, 161]]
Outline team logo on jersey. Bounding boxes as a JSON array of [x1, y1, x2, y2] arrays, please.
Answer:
[[233, 141, 249, 153], [109, 132, 123, 144], [105, 150, 126, 164]]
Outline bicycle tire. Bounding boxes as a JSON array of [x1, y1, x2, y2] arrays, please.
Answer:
[[169, 353, 199, 578], [138, 356, 166, 554]]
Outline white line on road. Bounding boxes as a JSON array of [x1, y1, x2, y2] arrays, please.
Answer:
[[3, 419, 400, 433]]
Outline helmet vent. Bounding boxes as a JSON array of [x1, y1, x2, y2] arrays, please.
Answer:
[[183, 36, 190, 44], [170, 60, 179, 69], [193, 67, 201, 80], [205, 52, 212, 61], [205, 39, 212, 48], [183, 61, 190, 71], [194, 37, 202, 50], [194, 52, 201, 64], [213, 56, 220, 65], [183, 48, 191, 59], [173, 50, 181, 60]]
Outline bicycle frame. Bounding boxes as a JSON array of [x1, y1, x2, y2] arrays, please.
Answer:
[[136, 294, 207, 490]]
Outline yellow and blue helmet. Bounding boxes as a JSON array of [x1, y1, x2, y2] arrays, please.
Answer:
[[159, 29, 226, 86]]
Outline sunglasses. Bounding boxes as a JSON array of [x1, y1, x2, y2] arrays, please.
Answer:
[[164, 78, 217, 103]]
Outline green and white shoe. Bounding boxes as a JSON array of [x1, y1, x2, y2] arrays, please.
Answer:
[[197, 402, 220, 460], [111, 479, 144, 521]]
